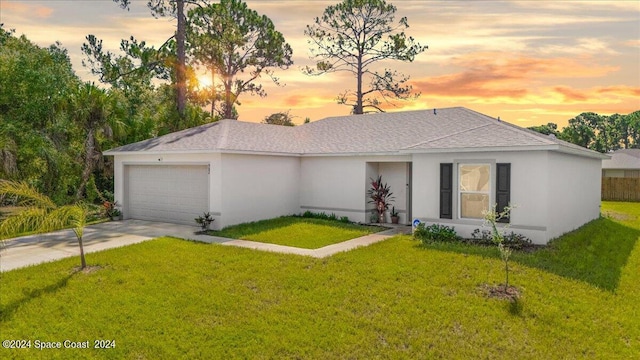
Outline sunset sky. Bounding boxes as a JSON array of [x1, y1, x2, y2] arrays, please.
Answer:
[[2, 0, 639, 127]]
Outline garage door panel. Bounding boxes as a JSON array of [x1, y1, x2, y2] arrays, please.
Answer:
[[126, 165, 209, 225]]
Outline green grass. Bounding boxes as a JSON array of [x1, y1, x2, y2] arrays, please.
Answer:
[[208, 216, 386, 249], [0, 203, 639, 359]]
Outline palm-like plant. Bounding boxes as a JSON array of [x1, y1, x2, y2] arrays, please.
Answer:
[[0, 180, 91, 269], [367, 175, 394, 223]]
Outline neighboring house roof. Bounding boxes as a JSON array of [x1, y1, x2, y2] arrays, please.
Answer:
[[602, 149, 640, 169], [104, 107, 607, 159]]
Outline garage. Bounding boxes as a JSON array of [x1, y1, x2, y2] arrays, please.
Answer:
[[125, 164, 209, 225]]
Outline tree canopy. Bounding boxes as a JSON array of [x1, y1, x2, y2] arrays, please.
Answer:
[[528, 111, 640, 153], [304, 0, 427, 114], [1, 26, 209, 205], [263, 111, 295, 126], [187, 0, 293, 119]]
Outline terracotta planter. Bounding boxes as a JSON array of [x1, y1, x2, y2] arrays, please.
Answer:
[[391, 216, 399, 224]]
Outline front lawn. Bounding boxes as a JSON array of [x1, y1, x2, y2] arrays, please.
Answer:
[[0, 203, 638, 359], [208, 216, 386, 249]]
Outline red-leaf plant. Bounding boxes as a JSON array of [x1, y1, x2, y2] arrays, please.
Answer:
[[367, 175, 394, 223]]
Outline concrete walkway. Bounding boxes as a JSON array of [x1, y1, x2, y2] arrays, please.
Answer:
[[0, 220, 410, 272], [219, 227, 409, 258]]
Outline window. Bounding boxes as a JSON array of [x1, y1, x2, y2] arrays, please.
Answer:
[[459, 164, 490, 219]]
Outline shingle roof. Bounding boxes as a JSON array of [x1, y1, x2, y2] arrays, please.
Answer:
[[105, 119, 301, 154], [104, 107, 606, 159], [602, 149, 640, 169]]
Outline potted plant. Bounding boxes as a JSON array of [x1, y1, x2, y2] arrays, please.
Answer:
[[367, 175, 394, 223], [390, 206, 399, 224], [103, 201, 121, 221], [195, 212, 214, 231], [110, 208, 122, 221]]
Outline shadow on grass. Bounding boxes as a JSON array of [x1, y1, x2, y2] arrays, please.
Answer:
[[0, 272, 75, 322], [417, 218, 639, 292], [515, 218, 639, 292]]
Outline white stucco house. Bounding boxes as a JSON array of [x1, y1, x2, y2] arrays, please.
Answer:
[[602, 149, 640, 178], [104, 107, 607, 245]]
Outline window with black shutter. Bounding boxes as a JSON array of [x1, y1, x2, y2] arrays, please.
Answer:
[[496, 163, 511, 223], [440, 163, 453, 219]]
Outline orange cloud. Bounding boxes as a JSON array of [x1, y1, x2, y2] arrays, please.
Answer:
[[554, 86, 589, 102], [597, 86, 640, 97], [412, 72, 529, 98], [3, 2, 53, 19], [412, 52, 619, 100], [284, 94, 305, 107]]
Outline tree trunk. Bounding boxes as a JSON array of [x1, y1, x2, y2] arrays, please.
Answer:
[[176, 0, 187, 122], [78, 236, 87, 269], [75, 130, 100, 201], [210, 66, 216, 117], [355, 54, 363, 115]]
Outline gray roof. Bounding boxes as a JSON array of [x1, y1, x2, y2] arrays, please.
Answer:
[[104, 107, 606, 159], [602, 149, 640, 169]]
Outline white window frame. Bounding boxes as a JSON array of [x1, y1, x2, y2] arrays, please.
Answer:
[[458, 163, 491, 220]]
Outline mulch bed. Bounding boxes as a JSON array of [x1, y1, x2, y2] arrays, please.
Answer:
[[480, 283, 521, 301]]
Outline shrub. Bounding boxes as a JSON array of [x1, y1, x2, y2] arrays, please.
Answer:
[[413, 223, 460, 244], [300, 211, 350, 223], [195, 212, 214, 230], [471, 229, 532, 250]]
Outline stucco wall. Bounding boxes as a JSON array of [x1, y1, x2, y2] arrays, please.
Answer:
[[602, 169, 624, 178], [300, 155, 411, 223], [546, 151, 601, 240], [412, 151, 551, 244], [378, 162, 410, 224], [219, 153, 300, 228]]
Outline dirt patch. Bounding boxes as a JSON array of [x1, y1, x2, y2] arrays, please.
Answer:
[[479, 283, 521, 301], [71, 265, 103, 274], [602, 210, 636, 222]]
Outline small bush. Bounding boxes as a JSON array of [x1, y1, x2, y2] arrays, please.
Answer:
[[470, 229, 532, 250], [301, 211, 349, 223], [195, 212, 215, 231], [413, 223, 460, 244]]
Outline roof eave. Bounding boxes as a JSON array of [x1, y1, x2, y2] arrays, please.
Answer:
[[300, 151, 408, 157], [399, 145, 558, 154], [555, 145, 609, 159], [104, 149, 303, 157], [103, 149, 221, 156]]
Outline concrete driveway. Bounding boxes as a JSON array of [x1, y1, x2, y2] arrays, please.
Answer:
[[0, 220, 229, 272], [1, 220, 410, 272]]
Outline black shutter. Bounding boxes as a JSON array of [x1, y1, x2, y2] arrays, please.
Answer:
[[496, 163, 511, 223], [440, 163, 453, 219]]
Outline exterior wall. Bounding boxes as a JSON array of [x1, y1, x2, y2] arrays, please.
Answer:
[[602, 169, 640, 178], [378, 162, 410, 224], [603, 169, 624, 178], [113, 149, 600, 243], [113, 152, 221, 226], [546, 151, 601, 240], [300, 155, 411, 223], [219, 153, 300, 229], [412, 151, 551, 244], [365, 162, 379, 221]]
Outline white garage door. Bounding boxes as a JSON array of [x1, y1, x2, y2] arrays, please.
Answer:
[[126, 165, 209, 225]]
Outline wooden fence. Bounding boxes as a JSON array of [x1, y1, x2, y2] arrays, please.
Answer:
[[601, 177, 640, 201]]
